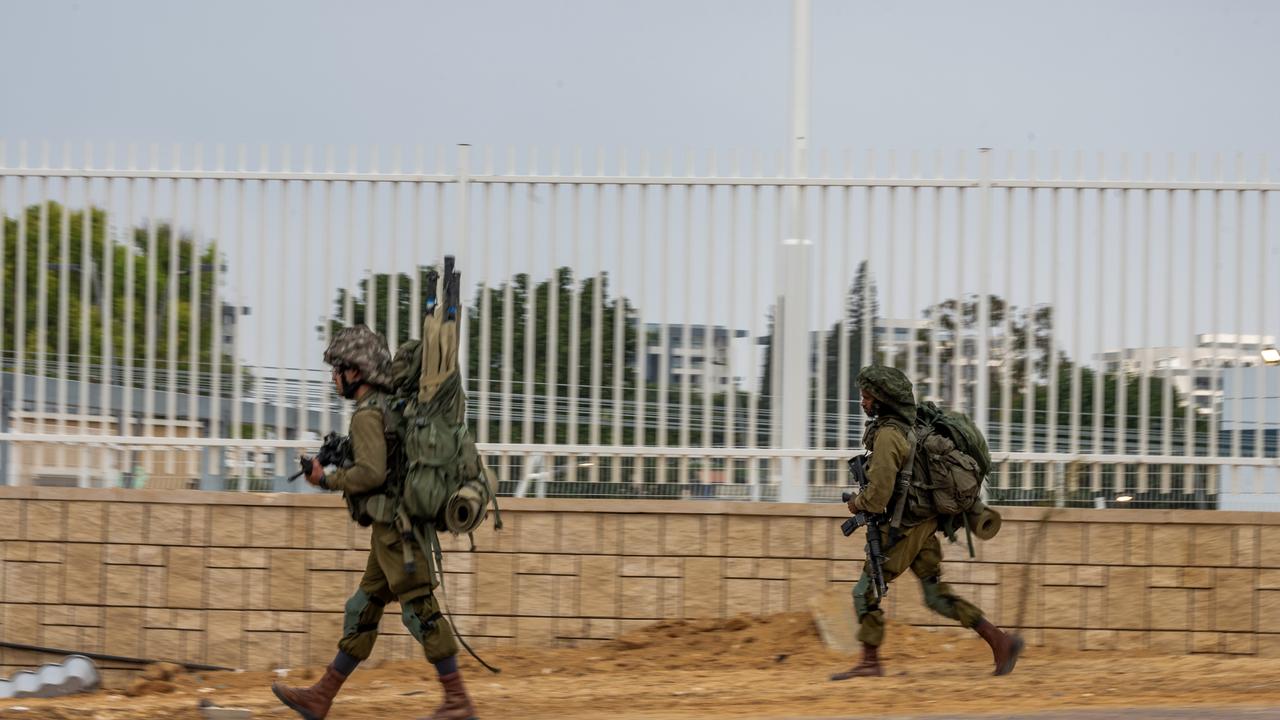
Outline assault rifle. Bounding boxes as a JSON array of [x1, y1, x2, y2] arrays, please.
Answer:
[[287, 432, 353, 482], [841, 455, 889, 598]]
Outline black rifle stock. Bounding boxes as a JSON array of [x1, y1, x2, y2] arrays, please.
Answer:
[[842, 456, 889, 599]]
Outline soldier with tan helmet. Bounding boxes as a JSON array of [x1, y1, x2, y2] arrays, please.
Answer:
[[272, 324, 477, 720], [831, 365, 1023, 681]]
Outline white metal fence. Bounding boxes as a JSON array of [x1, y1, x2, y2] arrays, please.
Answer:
[[1, 142, 1277, 507]]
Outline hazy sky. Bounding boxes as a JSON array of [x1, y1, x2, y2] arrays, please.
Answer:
[[2, 0, 1277, 376], [4, 0, 1278, 155]]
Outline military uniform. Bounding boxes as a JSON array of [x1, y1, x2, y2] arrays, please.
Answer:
[[833, 365, 1022, 680], [327, 391, 460, 665], [273, 324, 475, 720]]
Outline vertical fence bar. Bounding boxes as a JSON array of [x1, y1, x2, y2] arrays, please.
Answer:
[[121, 146, 137, 444], [167, 146, 181, 473], [1070, 152, 1084, 479], [388, 150, 401, 353], [860, 151, 874, 428], [727, 151, 740, 460], [1257, 157, 1270, 468], [1231, 154, 1245, 491], [275, 146, 291, 459], [1184, 154, 1199, 497], [611, 150, 626, 483], [231, 146, 247, 489], [633, 151, 649, 486], [703, 153, 717, 487], [907, 151, 921, 416], [816, 156, 831, 469], [478, 149, 494, 446], [1207, 154, 1223, 498], [1047, 152, 1062, 498], [1093, 153, 1107, 497], [589, 149, 605, 483], [11, 145, 27, 479], [1161, 154, 1175, 494], [567, 150, 582, 478], [928, 151, 942, 413], [35, 147, 50, 443], [56, 156, 71, 450], [1022, 152, 1037, 496], [1117, 155, 1132, 492], [679, 151, 694, 487], [522, 150, 538, 476], [975, 148, 993, 444], [299, 147, 313, 442], [209, 147, 225, 477], [410, 146, 424, 344], [837, 150, 852, 453], [952, 152, 966, 417], [1137, 153, 1153, 497], [0, 143, 8, 476], [144, 145, 160, 454], [189, 147, 204, 472], [544, 151, 560, 462], [456, 144, 471, 401], [500, 149, 515, 460], [657, 153, 671, 480], [78, 146, 94, 484], [748, 152, 762, 493], [999, 152, 1013, 464]]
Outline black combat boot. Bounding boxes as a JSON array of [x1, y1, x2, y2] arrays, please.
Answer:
[[830, 642, 883, 680], [974, 619, 1024, 676]]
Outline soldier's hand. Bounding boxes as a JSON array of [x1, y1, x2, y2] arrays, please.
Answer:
[[303, 457, 325, 487], [846, 495, 860, 515]]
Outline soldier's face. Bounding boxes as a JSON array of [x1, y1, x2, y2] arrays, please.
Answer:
[[332, 367, 361, 398], [860, 390, 876, 417]]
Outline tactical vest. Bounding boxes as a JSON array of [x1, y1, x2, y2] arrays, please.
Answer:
[[343, 391, 405, 527]]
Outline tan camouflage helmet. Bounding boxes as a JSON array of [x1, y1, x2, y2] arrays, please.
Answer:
[[323, 324, 393, 388], [856, 365, 917, 423]]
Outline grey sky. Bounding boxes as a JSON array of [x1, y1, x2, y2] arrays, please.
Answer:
[[1, 0, 1277, 376], [4, 0, 1277, 155]]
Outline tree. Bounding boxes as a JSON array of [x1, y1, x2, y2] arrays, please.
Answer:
[[2, 201, 246, 395]]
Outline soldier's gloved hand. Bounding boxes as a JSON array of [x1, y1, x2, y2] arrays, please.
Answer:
[[846, 494, 860, 515], [303, 456, 325, 487]]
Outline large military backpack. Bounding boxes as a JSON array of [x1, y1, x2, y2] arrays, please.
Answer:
[[893, 401, 999, 554], [384, 334, 501, 544]]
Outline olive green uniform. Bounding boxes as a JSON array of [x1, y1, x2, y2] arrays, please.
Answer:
[[326, 392, 460, 663], [850, 419, 984, 647]]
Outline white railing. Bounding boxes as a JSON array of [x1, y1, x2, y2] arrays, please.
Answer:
[[0, 142, 1276, 507]]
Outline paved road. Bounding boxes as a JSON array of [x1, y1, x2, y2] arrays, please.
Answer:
[[781, 711, 1279, 720]]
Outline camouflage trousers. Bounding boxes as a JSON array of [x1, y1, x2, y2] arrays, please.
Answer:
[[337, 523, 460, 663], [851, 518, 985, 647]]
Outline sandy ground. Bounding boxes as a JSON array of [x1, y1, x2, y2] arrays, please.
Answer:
[[3, 613, 1279, 719]]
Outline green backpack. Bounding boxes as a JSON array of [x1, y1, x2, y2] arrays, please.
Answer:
[[893, 402, 994, 554], [385, 338, 501, 542]]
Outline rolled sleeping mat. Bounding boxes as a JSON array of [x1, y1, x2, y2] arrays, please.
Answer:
[[444, 480, 489, 536], [966, 503, 1002, 541]]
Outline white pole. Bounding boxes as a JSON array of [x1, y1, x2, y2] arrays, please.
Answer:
[[778, 0, 812, 503]]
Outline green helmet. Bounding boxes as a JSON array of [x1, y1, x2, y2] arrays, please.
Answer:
[[856, 365, 917, 423], [323, 324, 393, 389]]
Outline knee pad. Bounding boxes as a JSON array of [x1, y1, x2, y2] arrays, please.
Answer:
[[401, 598, 444, 645], [343, 589, 384, 637]]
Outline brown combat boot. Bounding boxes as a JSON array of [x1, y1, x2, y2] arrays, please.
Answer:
[[428, 670, 478, 720], [974, 619, 1024, 676], [829, 643, 883, 680], [271, 664, 347, 720]]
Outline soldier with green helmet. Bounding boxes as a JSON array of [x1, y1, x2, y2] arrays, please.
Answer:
[[831, 365, 1023, 681], [272, 324, 477, 720]]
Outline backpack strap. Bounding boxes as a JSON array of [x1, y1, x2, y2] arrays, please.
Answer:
[[411, 523, 501, 674], [887, 423, 919, 530]]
